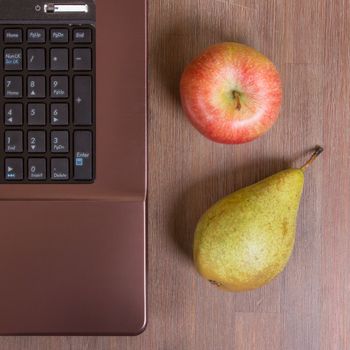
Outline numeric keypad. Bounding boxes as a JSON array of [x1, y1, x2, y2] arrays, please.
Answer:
[[1, 25, 95, 183]]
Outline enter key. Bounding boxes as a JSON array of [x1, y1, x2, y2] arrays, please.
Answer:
[[74, 131, 93, 180]]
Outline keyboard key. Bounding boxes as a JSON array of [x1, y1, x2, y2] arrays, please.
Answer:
[[5, 131, 23, 153], [74, 76, 92, 125], [51, 76, 68, 98], [28, 131, 46, 153], [4, 76, 22, 98], [73, 29, 92, 43], [51, 158, 69, 180], [4, 29, 22, 43], [28, 76, 46, 98], [27, 48, 45, 71], [28, 104, 46, 125], [28, 158, 46, 180], [50, 29, 68, 43], [51, 104, 69, 125], [74, 131, 92, 180], [73, 48, 91, 70], [4, 48, 23, 71], [5, 158, 23, 180], [51, 131, 69, 153], [27, 29, 45, 43], [5, 104, 23, 125], [50, 48, 68, 71]]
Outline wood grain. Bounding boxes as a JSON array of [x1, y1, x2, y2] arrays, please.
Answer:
[[234, 313, 282, 349], [1, 0, 349, 349]]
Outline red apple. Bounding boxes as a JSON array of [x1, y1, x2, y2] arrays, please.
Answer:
[[180, 42, 282, 144]]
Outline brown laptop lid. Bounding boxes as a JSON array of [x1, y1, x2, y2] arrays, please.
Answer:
[[0, 0, 147, 335]]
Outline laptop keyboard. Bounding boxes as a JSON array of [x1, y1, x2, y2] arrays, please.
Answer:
[[0, 25, 95, 183]]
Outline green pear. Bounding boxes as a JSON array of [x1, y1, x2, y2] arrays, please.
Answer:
[[194, 147, 323, 292]]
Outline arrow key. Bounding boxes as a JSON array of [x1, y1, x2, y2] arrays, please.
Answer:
[[5, 104, 23, 125], [28, 76, 46, 98], [28, 131, 46, 153], [51, 103, 69, 125]]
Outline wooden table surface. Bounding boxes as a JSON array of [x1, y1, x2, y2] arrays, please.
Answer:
[[2, 0, 350, 349]]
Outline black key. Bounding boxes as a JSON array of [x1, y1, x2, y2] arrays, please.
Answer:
[[27, 29, 45, 43], [27, 48, 45, 71], [5, 104, 23, 125], [74, 76, 92, 125], [50, 29, 68, 43], [28, 131, 46, 153], [4, 48, 22, 71], [51, 76, 68, 98], [4, 29, 22, 43], [5, 131, 23, 153], [73, 29, 92, 43], [51, 104, 69, 125], [74, 131, 92, 180], [28, 76, 46, 98], [51, 131, 69, 153], [4, 76, 22, 98], [28, 103, 46, 125], [51, 158, 69, 180], [5, 158, 23, 180], [28, 158, 46, 180], [73, 48, 91, 71], [50, 48, 68, 71]]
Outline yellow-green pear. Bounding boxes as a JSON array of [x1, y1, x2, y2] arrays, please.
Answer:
[[194, 147, 323, 292]]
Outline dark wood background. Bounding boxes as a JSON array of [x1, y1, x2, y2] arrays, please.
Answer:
[[2, 0, 349, 349]]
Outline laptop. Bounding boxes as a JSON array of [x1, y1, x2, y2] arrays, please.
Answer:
[[0, 0, 147, 335]]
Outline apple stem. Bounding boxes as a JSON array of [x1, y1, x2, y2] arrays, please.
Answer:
[[232, 91, 242, 111], [300, 146, 324, 172]]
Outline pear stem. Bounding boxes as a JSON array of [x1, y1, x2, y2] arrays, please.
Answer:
[[232, 91, 241, 111], [300, 146, 324, 172]]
